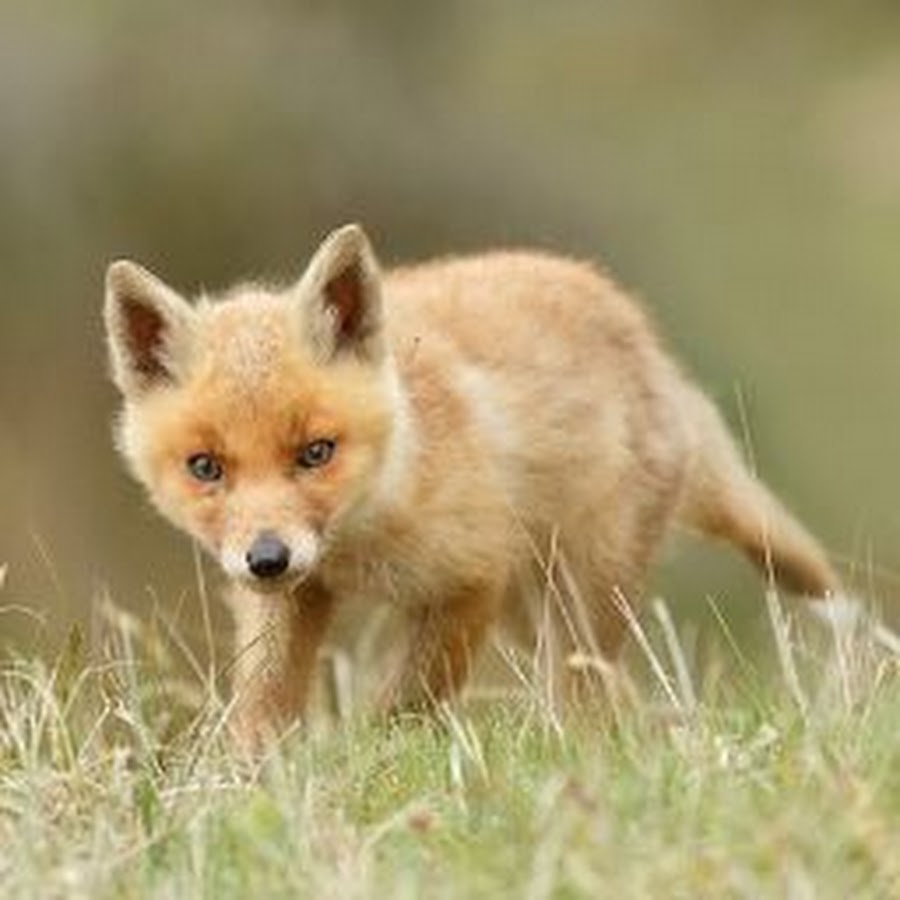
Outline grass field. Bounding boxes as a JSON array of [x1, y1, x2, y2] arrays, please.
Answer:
[[1, 584, 898, 899]]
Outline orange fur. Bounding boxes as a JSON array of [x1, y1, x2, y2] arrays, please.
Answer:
[[104, 224, 841, 751]]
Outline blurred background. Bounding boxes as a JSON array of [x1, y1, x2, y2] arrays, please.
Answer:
[[2, 0, 899, 661]]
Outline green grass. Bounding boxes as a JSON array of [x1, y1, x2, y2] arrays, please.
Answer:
[[1, 594, 898, 899]]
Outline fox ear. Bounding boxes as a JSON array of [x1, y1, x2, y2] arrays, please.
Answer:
[[104, 260, 196, 396], [295, 224, 385, 363]]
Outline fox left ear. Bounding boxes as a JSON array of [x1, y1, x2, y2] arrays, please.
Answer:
[[104, 260, 196, 397], [295, 224, 385, 364]]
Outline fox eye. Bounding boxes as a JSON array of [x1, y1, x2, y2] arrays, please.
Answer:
[[297, 439, 336, 469], [186, 452, 223, 483]]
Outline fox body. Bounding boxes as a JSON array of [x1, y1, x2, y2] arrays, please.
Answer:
[[105, 225, 840, 749]]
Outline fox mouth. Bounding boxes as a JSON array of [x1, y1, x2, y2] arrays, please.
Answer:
[[234, 569, 310, 596]]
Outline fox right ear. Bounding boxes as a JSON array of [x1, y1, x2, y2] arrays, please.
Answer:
[[104, 261, 196, 397], [295, 224, 385, 364]]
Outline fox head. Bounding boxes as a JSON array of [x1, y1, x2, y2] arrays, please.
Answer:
[[104, 224, 407, 592]]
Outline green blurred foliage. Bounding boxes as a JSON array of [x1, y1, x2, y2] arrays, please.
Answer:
[[2, 0, 899, 654]]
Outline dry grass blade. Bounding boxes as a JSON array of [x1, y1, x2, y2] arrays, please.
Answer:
[[765, 588, 810, 719]]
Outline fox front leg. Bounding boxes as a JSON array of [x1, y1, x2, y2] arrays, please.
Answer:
[[382, 580, 504, 714], [225, 581, 334, 754]]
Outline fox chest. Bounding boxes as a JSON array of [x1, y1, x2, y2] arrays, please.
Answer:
[[321, 543, 442, 610]]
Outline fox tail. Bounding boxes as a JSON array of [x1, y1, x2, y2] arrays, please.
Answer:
[[675, 384, 840, 598]]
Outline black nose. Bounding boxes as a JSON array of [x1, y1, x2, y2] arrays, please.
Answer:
[[246, 533, 290, 579]]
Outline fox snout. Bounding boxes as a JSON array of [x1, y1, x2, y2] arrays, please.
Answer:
[[221, 527, 321, 589]]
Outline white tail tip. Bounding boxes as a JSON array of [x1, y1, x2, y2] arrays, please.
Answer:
[[810, 593, 900, 656]]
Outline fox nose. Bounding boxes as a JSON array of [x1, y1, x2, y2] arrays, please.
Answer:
[[246, 532, 290, 580]]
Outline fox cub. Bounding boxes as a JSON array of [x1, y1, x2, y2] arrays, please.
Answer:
[[104, 224, 840, 749]]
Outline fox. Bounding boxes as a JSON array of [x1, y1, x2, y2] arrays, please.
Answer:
[[104, 223, 844, 751]]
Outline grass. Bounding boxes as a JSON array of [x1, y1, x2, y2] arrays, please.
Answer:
[[1, 586, 898, 899]]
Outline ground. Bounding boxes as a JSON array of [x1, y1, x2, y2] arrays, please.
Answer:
[[1, 589, 898, 899]]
